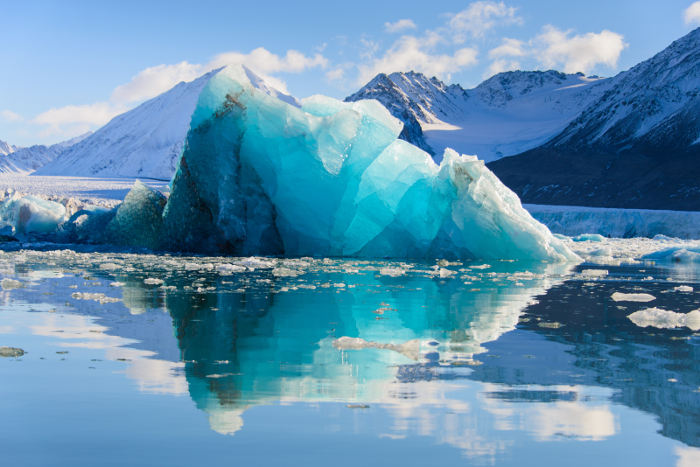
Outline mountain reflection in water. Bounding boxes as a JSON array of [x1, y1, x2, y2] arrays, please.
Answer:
[[2, 250, 700, 464]]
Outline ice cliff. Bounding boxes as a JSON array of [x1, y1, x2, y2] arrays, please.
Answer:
[[158, 64, 576, 261]]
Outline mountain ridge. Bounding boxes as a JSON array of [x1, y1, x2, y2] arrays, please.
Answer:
[[346, 68, 609, 163], [0, 132, 92, 174], [37, 66, 300, 179], [488, 27, 700, 210]]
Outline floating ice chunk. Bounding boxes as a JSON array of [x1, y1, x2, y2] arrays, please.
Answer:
[[581, 269, 608, 277], [17, 195, 66, 234], [643, 247, 700, 263], [674, 285, 693, 292], [1, 278, 22, 290], [611, 292, 655, 302], [160, 64, 578, 262], [438, 268, 456, 278], [469, 264, 491, 269], [99, 263, 121, 270], [588, 246, 612, 257], [380, 267, 406, 277], [71, 292, 121, 304], [104, 181, 167, 249], [653, 234, 674, 241], [144, 278, 164, 285], [332, 336, 420, 361], [0, 347, 24, 357], [628, 308, 700, 331], [217, 264, 247, 273], [271, 267, 301, 277], [235, 258, 276, 269], [572, 234, 605, 242]]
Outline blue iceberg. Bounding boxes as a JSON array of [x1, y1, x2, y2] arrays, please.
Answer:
[[161, 64, 577, 261]]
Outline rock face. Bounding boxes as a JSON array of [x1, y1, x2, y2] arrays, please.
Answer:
[[488, 27, 700, 210]]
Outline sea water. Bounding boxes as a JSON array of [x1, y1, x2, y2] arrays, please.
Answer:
[[0, 248, 699, 466]]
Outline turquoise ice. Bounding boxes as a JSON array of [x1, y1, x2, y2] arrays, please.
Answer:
[[162, 64, 577, 261]]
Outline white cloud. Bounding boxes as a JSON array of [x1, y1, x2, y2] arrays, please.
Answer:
[[111, 62, 202, 104], [533, 25, 627, 74], [359, 36, 380, 60], [0, 110, 24, 122], [326, 68, 346, 82], [484, 59, 521, 78], [447, 1, 522, 43], [385, 19, 417, 33], [676, 446, 700, 467], [684, 2, 700, 25], [357, 35, 478, 84], [484, 38, 526, 77], [31, 102, 128, 137], [352, 3, 524, 85], [488, 38, 526, 58], [29, 47, 328, 138], [207, 48, 328, 95], [209, 48, 327, 76], [111, 48, 328, 105]]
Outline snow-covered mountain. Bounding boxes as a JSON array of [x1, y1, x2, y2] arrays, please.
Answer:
[[0, 132, 93, 174], [37, 66, 300, 180], [53, 131, 93, 149], [489, 27, 700, 210], [0, 140, 21, 156], [36, 71, 220, 180], [0, 145, 61, 174], [346, 70, 610, 162]]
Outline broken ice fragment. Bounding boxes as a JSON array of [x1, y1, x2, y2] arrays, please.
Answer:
[[17, 196, 66, 234], [628, 308, 700, 331], [612, 292, 655, 302], [71, 292, 121, 304], [0, 347, 24, 357], [572, 234, 605, 242], [332, 336, 420, 361], [581, 269, 608, 277]]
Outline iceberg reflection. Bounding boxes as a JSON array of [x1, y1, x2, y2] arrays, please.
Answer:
[[3, 250, 699, 461]]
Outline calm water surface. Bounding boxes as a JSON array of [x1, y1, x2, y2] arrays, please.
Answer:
[[0, 249, 699, 466]]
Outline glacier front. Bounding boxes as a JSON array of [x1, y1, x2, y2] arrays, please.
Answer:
[[159, 64, 577, 262]]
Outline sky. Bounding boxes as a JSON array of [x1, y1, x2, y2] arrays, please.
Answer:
[[1, 0, 699, 147]]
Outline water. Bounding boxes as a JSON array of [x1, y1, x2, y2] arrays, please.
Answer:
[[1, 249, 699, 466]]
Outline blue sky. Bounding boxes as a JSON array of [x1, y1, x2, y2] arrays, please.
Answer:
[[1, 0, 699, 147]]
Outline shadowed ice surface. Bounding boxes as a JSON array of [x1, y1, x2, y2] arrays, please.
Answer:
[[1, 249, 699, 466]]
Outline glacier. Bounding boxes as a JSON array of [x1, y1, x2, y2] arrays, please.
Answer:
[[159, 64, 577, 261], [526, 204, 700, 240]]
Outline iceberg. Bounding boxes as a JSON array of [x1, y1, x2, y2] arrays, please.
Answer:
[[17, 195, 66, 234], [160, 64, 577, 261], [628, 308, 700, 331]]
